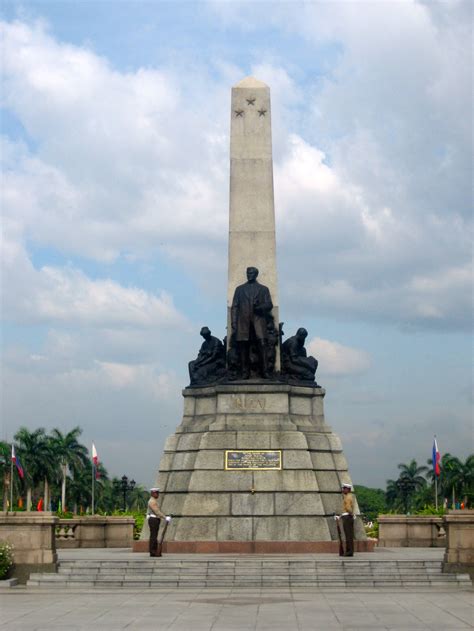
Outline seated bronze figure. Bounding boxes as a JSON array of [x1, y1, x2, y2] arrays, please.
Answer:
[[281, 327, 319, 384]]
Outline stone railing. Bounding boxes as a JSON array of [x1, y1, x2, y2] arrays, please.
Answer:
[[443, 510, 474, 573], [55, 516, 135, 548], [55, 520, 79, 546], [0, 511, 58, 583], [378, 515, 446, 547]]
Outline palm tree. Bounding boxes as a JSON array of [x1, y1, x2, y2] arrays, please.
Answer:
[[442, 453, 474, 507], [385, 478, 402, 511], [0, 441, 13, 510], [68, 466, 92, 514], [14, 427, 57, 510], [128, 484, 149, 511], [398, 459, 428, 512], [397, 459, 429, 484], [50, 427, 88, 510], [68, 461, 109, 514]]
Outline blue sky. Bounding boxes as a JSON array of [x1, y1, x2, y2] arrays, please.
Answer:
[[1, 0, 472, 488]]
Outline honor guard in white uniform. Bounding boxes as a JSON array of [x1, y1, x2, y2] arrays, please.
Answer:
[[340, 483, 355, 556], [147, 488, 169, 557]]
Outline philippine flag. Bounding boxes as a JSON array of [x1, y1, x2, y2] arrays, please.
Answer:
[[432, 438, 441, 477], [92, 443, 100, 480], [11, 445, 24, 479]]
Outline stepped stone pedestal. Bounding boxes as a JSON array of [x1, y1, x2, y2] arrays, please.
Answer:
[[135, 383, 370, 553], [134, 78, 370, 554]]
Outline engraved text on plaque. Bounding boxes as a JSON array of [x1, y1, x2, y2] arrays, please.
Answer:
[[225, 450, 282, 470]]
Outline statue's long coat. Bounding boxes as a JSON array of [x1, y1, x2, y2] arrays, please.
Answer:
[[231, 281, 273, 341]]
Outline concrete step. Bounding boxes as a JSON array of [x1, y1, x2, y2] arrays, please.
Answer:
[[27, 557, 472, 589]]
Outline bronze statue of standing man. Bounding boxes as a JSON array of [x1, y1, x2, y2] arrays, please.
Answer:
[[230, 267, 273, 379]]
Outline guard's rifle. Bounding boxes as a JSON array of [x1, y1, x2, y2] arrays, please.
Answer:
[[156, 516, 171, 557], [333, 513, 344, 556]]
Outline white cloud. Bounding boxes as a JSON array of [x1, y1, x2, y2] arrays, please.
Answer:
[[1, 236, 187, 329], [36, 267, 182, 327], [1, 12, 471, 330], [0, 5, 471, 487], [308, 337, 371, 376], [1, 350, 182, 483], [207, 2, 472, 330], [1, 19, 229, 263], [96, 361, 176, 398]]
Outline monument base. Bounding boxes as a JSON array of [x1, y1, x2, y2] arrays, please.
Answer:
[[137, 383, 367, 551], [133, 540, 374, 553]]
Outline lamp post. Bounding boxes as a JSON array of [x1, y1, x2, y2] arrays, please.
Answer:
[[120, 475, 136, 511]]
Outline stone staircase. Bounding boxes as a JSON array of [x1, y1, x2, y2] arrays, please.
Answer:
[[27, 556, 472, 589]]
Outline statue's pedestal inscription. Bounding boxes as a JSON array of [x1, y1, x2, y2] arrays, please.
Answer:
[[136, 383, 368, 552], [225, 450, 282, 470]]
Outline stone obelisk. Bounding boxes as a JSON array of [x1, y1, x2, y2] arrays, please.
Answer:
[[227, 77, 279, 360], [135, 79, 370, 554]]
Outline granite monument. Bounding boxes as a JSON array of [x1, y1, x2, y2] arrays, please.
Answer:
[[136, 77, 368, 553]]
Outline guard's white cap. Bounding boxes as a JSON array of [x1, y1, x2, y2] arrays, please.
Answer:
[[150, 487, 160, 493], [341, 483, 352, 490]]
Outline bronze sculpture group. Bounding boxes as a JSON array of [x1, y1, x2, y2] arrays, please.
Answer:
[[188, 267, 319, 387]]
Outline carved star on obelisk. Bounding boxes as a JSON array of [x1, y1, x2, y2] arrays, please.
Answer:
[[234, 109, 244, 117], [258, 109, 267, 117], [246, 97, 256, 106]]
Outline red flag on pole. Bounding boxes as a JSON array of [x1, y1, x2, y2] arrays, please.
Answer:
[[11, 445, 24, 479], [92, 443, 100, 480], [432, 438, 441, 477]]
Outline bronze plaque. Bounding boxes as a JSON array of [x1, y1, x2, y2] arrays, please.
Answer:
[[225, 450, 282, 471]]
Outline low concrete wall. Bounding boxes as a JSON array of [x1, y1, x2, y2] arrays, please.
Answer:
[[56, 517, 135, 548], [0, 511, 58, 583], [378, 515, 446, 547], [443, 510, 474, 573]]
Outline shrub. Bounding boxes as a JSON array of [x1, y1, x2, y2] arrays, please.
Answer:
[[365, 521, 379, 539], [110, 510, 145, 539], [414, 505, 446, 516], [133, 512, 145, 540], [0, 542, 14, 579], [56, 510, 74, 519]]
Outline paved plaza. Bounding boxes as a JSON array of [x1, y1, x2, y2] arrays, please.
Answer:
[[1, 548, 473, 630], [1, 585, 473, 630]]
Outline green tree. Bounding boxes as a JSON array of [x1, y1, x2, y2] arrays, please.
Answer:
[[37, 432, 59, 510], [441, 453, 474, 507], [0, 441, 13, 510], [397, 459, 429, 486], [354, 485, 386, 521], [398, 459, 428, 512], [14, 427, 61, 509], [92, 463, 110, 513], [14, 427, 51, 509], [68, 466, 91, 514], [50, 426, 88, 510], [385, 478, 402, 510], [128, 484, 149, 511], [68, 460, 109, 513], [412, 483, 439, 512], [386, 459, 428, 513]]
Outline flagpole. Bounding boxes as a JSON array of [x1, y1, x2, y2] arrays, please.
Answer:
[[434, 434, 437, 510], [91, 453, 95, 515], [433, 435, 439, 511], [10, 449, 14, 512]]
